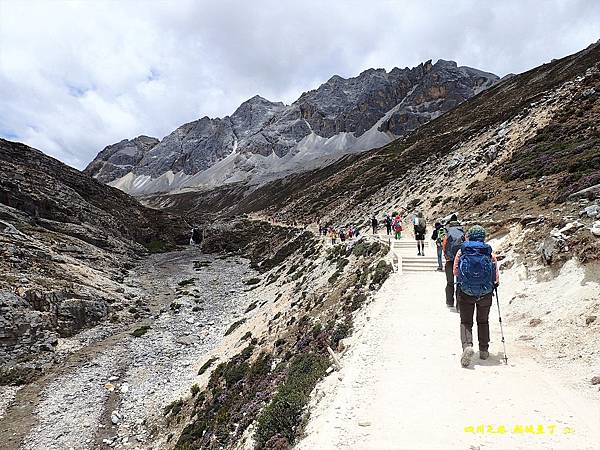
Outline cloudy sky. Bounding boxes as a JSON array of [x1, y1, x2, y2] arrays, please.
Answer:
[[0, 0, 598, 169]]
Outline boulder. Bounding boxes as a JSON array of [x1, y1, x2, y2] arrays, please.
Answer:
[[581, 204, 600, 218], [591, 221, 600, 237], [540, 236, 565, 264]]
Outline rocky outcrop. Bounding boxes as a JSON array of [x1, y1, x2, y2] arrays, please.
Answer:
[[0, 139, 189, 368], [85, 60, 498, 194], [83, 135, 159, 184]]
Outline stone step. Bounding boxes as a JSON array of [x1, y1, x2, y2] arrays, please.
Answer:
[[402, 261, 439, 266], [403, 266, 442, 272]]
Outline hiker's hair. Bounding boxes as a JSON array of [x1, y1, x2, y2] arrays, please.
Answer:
[[450, 213, 458, 222]]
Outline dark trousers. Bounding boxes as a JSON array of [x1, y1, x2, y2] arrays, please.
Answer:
[[458, 290, 492, 351], [445, 260, 456, 306], [386, 225, 391, 235]]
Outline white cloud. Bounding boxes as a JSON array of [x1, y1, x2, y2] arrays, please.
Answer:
[[0, 0, 598, 169]]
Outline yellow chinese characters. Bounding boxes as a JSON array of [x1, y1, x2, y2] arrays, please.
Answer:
[[464, 424, 574, 435]]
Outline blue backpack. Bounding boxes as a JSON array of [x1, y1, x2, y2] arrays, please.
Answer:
[[458, 241, 495, 298]]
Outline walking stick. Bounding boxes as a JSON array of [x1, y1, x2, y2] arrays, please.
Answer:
[[495, 287, 508, 365]]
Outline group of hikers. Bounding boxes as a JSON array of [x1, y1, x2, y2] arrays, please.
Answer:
[[371, 213, 407, 240], [318, 223, 361, 244], [370, 211, 501, 368]]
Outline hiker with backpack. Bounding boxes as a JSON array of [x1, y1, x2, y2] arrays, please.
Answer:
[[392, 213, 403, 240], [431, 222, 445, 271], [442, 214, 465, 310], [384, 214, 393, 235], [413, 212, 427, 256], [454, 225, 499, 367], [371, 215, 378, 234]]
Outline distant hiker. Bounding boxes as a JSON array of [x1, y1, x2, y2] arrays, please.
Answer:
[[339, 229, 347, 242], [392, 214, 403, 240], [371, 215, 378, 234], [442, 214, 465, 309], [330, 228, 337, 244], [190, 227, 201, 245], [354, 226, 360, 238], [454, 225, 499, 367], [384, 214, 393, 235], [413, 212, 427, 255], [431, 222, 445, 271], [347, 227, 354, 240]]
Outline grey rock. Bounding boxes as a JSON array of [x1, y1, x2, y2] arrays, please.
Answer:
[[540, 236, 565, 264], [84, 136, 159, 184], [582, 204, 600, 218]]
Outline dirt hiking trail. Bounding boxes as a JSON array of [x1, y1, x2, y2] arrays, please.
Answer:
[[297, 238, 600, 450]]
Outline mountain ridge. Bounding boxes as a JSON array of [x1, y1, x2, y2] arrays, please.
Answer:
[[85, 59, 499, 195]]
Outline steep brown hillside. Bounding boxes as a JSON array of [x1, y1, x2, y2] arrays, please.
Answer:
[[0, 139, 189, 373]]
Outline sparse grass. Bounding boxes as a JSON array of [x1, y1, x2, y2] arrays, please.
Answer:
[[240, 331, 252, 341], [244, 277, 261, 285], [198, 357, 218, 376], [244, 301, 258, 313], [224, 318, 246, 336], [145, 239, 168, 254], [131, 325, 150, 338], [164, 398, 184, 417], [190, 384, 201, 397], [328, 270, 342, 284], [178, 278, 195, 287]]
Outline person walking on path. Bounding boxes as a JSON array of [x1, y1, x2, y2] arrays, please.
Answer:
[[330, 227, 337, 245], [431, 222, 445, 271], [392, 213, 403, 240], [413, 212, 427, 255], [442, 214, 465, 310], [371, 215, 379, 234], [384, 214, 393, 235], [454, 225, 499, 367]]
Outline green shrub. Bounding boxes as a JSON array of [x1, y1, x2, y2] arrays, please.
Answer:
[[164, 398, 184, 416], [145, 240, 168, 254], [224, 318, 246, 336], [131, 325, 150, 338], [370, 260, 393, 288], [255, 353, 330, 447], [331, 320, 351, 348], [328, 270, 342, 284], [198, 357, 218, 375], [190, 384, 200, 397]]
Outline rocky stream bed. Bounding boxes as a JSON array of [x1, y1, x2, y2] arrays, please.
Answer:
[[0, 248, 258, 450]]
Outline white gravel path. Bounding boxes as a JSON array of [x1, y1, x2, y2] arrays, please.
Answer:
[[298, 260, 600, 449]]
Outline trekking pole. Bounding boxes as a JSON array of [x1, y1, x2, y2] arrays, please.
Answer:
[[495, 287, 509, 365]]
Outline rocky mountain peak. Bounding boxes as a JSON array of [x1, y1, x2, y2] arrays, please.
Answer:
[[86, 58, 499, 195]]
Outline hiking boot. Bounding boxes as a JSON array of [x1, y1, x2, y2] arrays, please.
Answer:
[[479, 350, 489, 360], [461, 346, 474, 368]]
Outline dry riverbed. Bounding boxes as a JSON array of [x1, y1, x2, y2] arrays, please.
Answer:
[[0, 248, 258, 450]]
